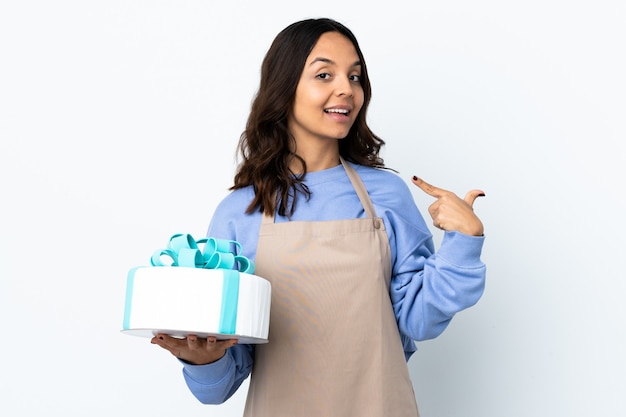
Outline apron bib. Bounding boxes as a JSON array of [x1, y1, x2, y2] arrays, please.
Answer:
[[244, 159, 419, 417]]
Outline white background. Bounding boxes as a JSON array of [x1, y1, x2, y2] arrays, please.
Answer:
[[1, 1, 624, 416]]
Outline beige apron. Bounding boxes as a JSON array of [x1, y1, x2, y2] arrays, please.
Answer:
[[243, 159, 419, 417]]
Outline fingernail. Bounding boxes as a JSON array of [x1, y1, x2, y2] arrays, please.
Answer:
[[478, 192, 486, 197], [412, 176, 418, 181], [158, 336, 164, 340]]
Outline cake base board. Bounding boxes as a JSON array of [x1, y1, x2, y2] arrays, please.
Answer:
[[120, 328, 268, 344]]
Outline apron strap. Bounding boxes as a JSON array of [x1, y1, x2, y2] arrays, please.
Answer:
[[340, 157, 378, 219], [261, 212, 274, 225]]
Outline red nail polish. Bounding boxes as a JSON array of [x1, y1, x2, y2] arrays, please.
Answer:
[[412, 176, 418, 181]]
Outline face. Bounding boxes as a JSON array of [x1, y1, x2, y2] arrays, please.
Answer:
[[288, 31, 364, 149]]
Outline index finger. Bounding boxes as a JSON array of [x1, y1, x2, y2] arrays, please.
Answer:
[[411, 176, 448, 198]]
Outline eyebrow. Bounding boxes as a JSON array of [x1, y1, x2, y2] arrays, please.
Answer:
[[309, 57, 362, 67]]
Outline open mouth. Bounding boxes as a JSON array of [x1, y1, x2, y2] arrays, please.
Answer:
[[324, 108, 350, 116]]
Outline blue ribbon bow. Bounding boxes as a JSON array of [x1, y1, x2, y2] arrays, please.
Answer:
[[149, 233, 254, 274]]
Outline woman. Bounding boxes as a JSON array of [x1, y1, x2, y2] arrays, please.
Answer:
[[151, 17, 486, 416]]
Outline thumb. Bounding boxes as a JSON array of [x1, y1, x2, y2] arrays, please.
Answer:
[[464, 189, 486, 208]]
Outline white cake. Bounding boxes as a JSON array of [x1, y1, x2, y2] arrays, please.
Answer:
[[121, 266, 272, 344]]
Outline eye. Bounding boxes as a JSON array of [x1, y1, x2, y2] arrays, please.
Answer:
[[316, 72, 332, 80], [349, 74, 361, 83]]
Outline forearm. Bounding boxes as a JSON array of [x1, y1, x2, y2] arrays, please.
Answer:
[[392, 231, 486, 341]]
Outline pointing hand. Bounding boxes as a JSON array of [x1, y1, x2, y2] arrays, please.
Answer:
[[411, 176, 485, 236]]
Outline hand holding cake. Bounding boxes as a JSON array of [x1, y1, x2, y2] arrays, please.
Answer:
[[151, 333, 238, 365]]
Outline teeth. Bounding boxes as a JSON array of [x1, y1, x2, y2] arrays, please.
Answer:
[[325, 108, 349, 114]]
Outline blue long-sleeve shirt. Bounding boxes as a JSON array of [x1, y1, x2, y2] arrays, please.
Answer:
[[182, 161, 486, 404]]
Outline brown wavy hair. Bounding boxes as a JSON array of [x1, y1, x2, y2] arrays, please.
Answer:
[[232, 18, 387, 217]]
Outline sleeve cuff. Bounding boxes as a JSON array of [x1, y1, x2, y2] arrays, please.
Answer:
[[437, 231, 485, 267], [181, 352, 232, 384]]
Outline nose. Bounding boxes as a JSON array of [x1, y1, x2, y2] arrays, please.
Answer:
[[335, 75, 354, 97]]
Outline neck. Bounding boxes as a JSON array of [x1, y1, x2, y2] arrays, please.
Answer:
[[289, 141, 340, 173]]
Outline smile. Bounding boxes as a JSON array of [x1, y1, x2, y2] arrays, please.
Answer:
[[324, 108, 350, 115]]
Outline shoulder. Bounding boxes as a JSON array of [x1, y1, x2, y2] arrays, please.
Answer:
[[209, 186, 257, 234], [207, 186, 263, 255], [350, 163, 429, 231], [214, 186, 255, 216], [351, 164, 414, 203], [352, 164, 409, 187]]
